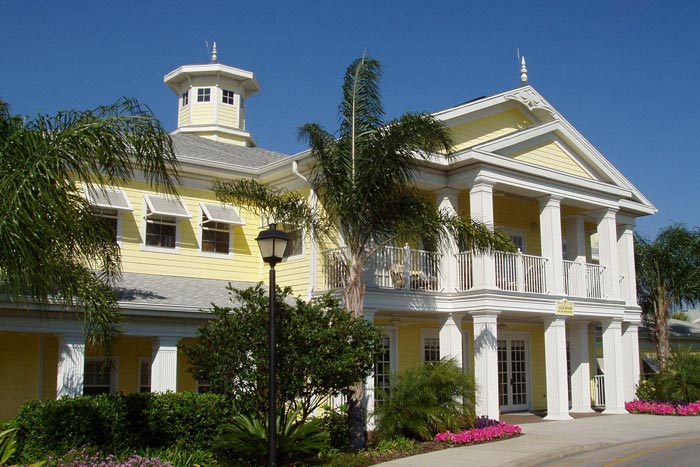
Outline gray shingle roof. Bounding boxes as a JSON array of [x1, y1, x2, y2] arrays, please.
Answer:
[[113, 272, 257, 310], [171, 133, 290, 169]]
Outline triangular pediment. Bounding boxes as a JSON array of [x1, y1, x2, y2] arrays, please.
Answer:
[[432, 85, 655, 213]]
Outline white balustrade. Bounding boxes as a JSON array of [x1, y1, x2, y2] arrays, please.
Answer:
[[563, 260, 606, 299], [493, 251, 547, 293], [594, 374, 606, 407], [456, 252, 473, 291]]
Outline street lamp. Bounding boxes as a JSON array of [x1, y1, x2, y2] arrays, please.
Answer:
[[255, 222, 289, 467]]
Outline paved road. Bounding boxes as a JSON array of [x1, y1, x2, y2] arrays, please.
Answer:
[[376, 414, 700, 466], [540, 433, 700, 467]]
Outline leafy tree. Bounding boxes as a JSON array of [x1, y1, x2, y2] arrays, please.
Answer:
[[374, 359, 475, 441], [0, 98, 179, 351], [181, 284, 383, 425], [213, 56, 513, 448], [635, 224, 700, 371]]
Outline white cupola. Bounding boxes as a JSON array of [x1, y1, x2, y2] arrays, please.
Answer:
[[164, 42, 260, 147]]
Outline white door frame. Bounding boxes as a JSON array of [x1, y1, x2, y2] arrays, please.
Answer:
[[497, 331, 532, 412]]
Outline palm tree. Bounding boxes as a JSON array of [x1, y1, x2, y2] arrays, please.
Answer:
[[635, 224, 700, 372], [0, 97, 179, 353], [214, 56, 513, 448]]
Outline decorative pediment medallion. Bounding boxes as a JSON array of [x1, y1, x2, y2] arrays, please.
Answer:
[[505, 88, 555, 116]]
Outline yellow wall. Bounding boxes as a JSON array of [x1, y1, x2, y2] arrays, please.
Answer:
[[493, 196, 542, 256], [451, 109, 532, 152], [218, 104, 240, 129], [508, 141, 592, 179], [0, 333, 40, 421]]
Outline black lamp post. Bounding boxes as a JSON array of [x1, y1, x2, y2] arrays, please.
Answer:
[[255, 222, 289, 467]]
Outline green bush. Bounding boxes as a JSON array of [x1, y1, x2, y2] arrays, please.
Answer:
[[654, 347, 700, 402], [635, 378, 657, 400], [373, 359, 475, 441], [215, 408, 329, 466], [319, 407, 350, 450], [11, 392, 235, 463]]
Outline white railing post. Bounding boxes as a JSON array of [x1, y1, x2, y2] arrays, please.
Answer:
[[516, 250, 525, 292], [403, 243, 411, 290]]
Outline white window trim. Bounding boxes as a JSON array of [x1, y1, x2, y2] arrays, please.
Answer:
[[138, 357, 151, 393], [196, 87, 212, 103], [84, 357, 118, 394], [221, 89, 236, 106], [420, 328, 440, 364], [94, 207, 124, 246], [181, 90, 189, 107], [82, 186, 132, 246], [142, 195, 191, 254], [199, 210, 234, 259], [498, 331, 533, 411], [497, 226, 528, 254], [374, 326, 398, 396]]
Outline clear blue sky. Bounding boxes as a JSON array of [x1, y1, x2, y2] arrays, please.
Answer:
[[2, 0, 699, 236]]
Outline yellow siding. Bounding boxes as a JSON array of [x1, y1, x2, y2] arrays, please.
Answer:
[[397, 323, 424, 371], [0, 333, 40, 421], [115, 337, 152, 393], [178, 347, 197, 392], [493, 196, 542, 256], [451, 109, 532, 152], [508, 141, 592, 179], [190, 103, 215, 125], [178, 106, 190, 127], [457, 190, 471, 217], [218, 105, 239, 129]]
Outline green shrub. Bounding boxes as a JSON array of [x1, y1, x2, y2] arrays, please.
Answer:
[[635, 378, 657, 400], [654, 347, 700, 402], [373, 359, 475, 441], [11, 392, 234, 463], [319, 407, 350, 450], [215, 408, 329, 466]]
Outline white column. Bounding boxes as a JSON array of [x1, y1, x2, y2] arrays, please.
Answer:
[[543, 316, 572, 420], [308, 187, 319, 299], [439, 313, 463, 366], [622, 322, 641, 403], [57, 332, 86, 398], [617, 222, 637, 306], [596, 209, 621, 300], [151, 336, 180, 393], [602, 319, 627, 413], [470, 181, 496, 290], [437, 188, 459, 292], [471, 311, 500, 420], [565, 215, 586, 262], [539, 196, 565, 295], [363, 308, 377, 430], [569, 321, 593, 413]]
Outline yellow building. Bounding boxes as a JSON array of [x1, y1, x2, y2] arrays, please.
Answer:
[[0, 53, 655, 423]]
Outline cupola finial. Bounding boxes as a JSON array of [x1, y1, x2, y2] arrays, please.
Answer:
[[211, 41, 218, 63], [520, 56, 528, 86]]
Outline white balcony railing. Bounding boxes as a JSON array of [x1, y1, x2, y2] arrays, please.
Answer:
[[594, 374, 606, 407], [321, 248, 348, 290], [494, 251, 548, 294], [456, 252, 473, 292], [563, 260, 606, 299]]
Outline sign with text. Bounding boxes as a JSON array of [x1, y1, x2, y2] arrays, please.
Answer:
[[556, 299, 574, 316]]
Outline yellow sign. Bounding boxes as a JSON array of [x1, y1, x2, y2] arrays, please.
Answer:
[[556, 299, 574, 316]]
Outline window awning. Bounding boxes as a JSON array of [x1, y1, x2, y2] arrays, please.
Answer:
[[144, 194, 191, 219], [200, 202, 245, 225], [84, 186, 133, 211]]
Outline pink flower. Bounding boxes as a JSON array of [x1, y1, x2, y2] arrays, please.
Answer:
[[434, 421, 522, 445]]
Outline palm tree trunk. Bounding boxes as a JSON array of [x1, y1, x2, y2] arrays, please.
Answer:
[[655, 298, 671, 373], [344, 257, 368, 450]]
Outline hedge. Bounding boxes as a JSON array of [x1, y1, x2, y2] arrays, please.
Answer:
[[10, 392, 236, 462]]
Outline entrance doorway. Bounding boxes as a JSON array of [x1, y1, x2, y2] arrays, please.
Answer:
[[498, 334, 530, 412]]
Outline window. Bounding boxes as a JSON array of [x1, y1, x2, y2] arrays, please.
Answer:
[[83, 186, 132, 244], [197, 88, 211, 102], [138, 358, 151, 393], [222, 89, 235, 105], [374, 328, 396, 407], [94, 207, 118, 242], [282, 225, 304, 260], [498, 226, 527, 254], [146, 215, 177, 248], [200, 203, 245, 256], [421, 329, 440, 364], [196, 379, 211, 393], [84, 358, 115, 395], [181, 91, 189, 107], [590, 232, 600, 262], [143, 194, 191, 252]]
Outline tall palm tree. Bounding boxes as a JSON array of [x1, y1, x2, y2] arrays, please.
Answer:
[[214, 56, 512, 448], [0, 97, 179, 353], [635, 224, 700, 372]]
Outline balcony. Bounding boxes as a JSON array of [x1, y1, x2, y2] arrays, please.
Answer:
[[320, 247, 607, 300]]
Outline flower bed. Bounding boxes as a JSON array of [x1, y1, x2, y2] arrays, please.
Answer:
[[434, 421, 522, 445], [626, 400, 700, 416]]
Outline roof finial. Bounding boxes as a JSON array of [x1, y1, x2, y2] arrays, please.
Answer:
[[520, 56, 528, 86], [211, 41, 218, 63]]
